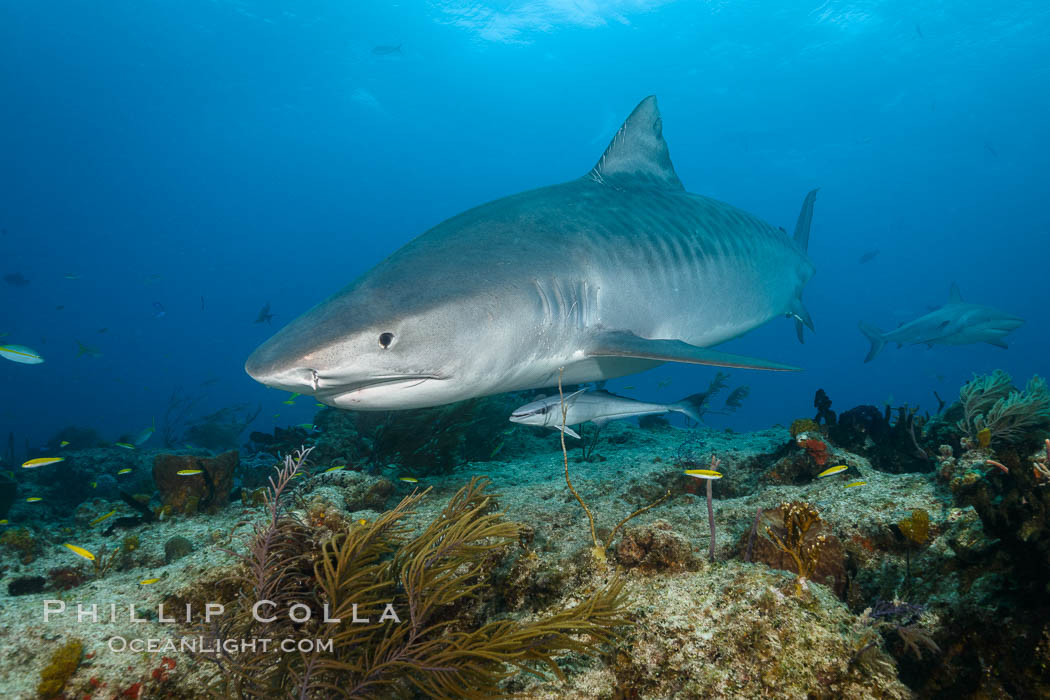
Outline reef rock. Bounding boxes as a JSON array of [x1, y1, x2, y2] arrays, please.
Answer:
[[164, 536, 194, 564], [153, 451, 238, 514], [614, 520, 698, 572]]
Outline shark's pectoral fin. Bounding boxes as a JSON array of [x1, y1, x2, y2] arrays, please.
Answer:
[[987, 339, 1009, 349], [585, 330, 801, 372]]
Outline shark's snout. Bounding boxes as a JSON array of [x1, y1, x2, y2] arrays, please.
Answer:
[[245, 350, 318, 393]]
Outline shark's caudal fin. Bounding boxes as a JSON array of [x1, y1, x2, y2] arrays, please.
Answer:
[[671, 393, 708, 423], [587, 96, 684, 190], [788, 189, 818, 343], [858, 321, 887, 363], [587, 330, 801, 371]]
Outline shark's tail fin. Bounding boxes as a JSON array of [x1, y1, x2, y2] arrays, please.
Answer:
[[858, 321, 887, 363], [671, 393, 708, 424], [788, 189, 818, 344]]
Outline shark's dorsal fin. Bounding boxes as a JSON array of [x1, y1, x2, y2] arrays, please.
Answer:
[[587, 96, 684, 190], [949, 282, 963, 303]]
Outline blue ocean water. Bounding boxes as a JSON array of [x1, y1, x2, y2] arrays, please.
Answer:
[[1, 0, 1048, 455]]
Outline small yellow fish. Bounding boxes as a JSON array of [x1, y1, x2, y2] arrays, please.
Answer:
[[315, 403, 325, 408], [0, 344, 45, 364], [357, 519, 369, 526], [115, 442, 135, 449], [843, 480, 867, 488], [59, 441, 70, 447], [22, 457, 64, 469], [398, 476, 419, 483], [139, 578, 160, 585], [283, 392, 301, 405], [176, 469, 203, 476], [622, 385, 636, 391], [117, 468, 133, 475], [0, 519, 8, 525], [90, 509, 117, 525], [296, 423, 315, 430], [89, 481, 97, 489], [26, 497, 43, 502], [323, 465, 345, 473], [63, 543, 96, 561], [817, 465, 849, 478], [684, 469, 722, 480]]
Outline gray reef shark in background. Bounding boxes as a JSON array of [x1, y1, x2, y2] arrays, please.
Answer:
[[246, 96, 819, 410], [858, 283, 1024, 362], [509, 388, 707, 438]]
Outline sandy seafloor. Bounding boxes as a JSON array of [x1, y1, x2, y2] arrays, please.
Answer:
[[0, 419, 996, 699]]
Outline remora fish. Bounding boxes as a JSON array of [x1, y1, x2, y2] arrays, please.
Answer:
[[245, 96, 818, 410], [510, 388, 709, 438], [858, 283, 1023, 362]]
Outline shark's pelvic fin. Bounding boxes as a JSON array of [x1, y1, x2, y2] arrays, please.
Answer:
[[586, 330, 800, 371], [671, 392, 709, 424], [790, 299, 815, 344], [786, 189, 818, 343], [587, 96, 684, 191], [793, 189, 818, 252], [949, 282, 963, 303]]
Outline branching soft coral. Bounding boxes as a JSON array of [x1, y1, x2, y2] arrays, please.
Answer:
[[763, 501, 827, 593], [204, 452, 628, 699], [957, 370, 1050, 445]]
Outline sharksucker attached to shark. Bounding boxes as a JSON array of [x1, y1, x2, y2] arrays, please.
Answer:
[[245, 96, 819, 410]]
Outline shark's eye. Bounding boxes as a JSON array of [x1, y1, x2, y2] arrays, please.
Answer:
[[537, 406, 548, 415], [379, 332, 394, 348]]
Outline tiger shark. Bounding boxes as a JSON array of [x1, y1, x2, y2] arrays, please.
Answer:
[[245, 96, 819, 410], [858, 283, 1024, 362]]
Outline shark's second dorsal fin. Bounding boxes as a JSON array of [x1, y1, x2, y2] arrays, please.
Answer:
[[587, 96, 684, 190], [949, 282, 963, 303]]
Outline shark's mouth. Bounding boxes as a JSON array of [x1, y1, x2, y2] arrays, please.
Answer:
[[317, 375, 443, 406]]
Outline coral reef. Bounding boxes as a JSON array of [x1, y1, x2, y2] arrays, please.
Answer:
[[201, 450, 629, 698], [163, 535, 193, 563], [7, 575, 46, 596], [613, 520, 698, 572], [47, 566, 85, 591], [152, 450, 238, 514], [1, 526, 39, 562], [37, 639, 82, 698], [752, 501, 846, 596], [956, 370, 1050, 445], [789, 417, 820, 438], [817, 391, 932, 474]]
